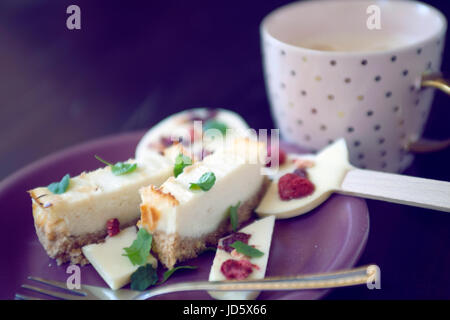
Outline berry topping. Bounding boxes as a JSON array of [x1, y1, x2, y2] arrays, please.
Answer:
[[219, 232, 251, 253], [160, 137, 174, 148], [220, 259, 256, 280], [106, 218, 120, 237], [278, 173, 315, 200]]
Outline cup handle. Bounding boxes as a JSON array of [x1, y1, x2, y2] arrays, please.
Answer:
[[406, 73, 450, 153]]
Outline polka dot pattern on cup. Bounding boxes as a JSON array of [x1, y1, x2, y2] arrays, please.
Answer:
[[262, 31, 443, 172]]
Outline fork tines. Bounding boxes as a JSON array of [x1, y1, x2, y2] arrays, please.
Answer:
[[18, 276, 88, 300]]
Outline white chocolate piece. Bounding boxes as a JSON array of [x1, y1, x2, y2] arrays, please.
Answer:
[[135, 108, 251, 162], [208, 216, 276, 300], [82, 226, 158, 290], [256, 139, 353, 219]]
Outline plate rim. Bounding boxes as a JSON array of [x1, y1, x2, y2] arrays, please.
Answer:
[[0, 130, 142, 194]]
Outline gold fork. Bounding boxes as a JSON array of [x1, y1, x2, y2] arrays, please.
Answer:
[[15, 264, 378, 300]]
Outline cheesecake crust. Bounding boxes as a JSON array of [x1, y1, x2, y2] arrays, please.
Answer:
[[34, 220, 137, 265], [151, 178, 269, 269]]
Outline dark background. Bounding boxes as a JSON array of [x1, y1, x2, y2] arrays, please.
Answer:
[[1, 0, 449, 299]]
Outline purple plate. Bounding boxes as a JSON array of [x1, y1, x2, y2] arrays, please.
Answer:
[[0, 131, 369, 300]]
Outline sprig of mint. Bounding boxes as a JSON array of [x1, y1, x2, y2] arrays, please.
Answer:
[[47, 174, 71, 194], [203, 120, 228, 135], [189, 172, 216, 191], [161, 266, 198, 284], [122, 228, 152, 266], [95, 155, 137, 176], [174, 153, 192, 178], [130, 264, 158, 291], [230, 241, 264, 258], [228, 201, 241, 232]]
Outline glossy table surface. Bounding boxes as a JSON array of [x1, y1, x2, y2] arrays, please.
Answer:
[[0, 0, 449, 299]]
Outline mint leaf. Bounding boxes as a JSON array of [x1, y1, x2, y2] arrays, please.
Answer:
[[123, 228, 152, 266], [174, 153, 192, 178], [47, 174, 70, 194], [230, 241, 264, 258], [130, 264, 158, 291], [229, 201, 241, 232], [111, 162, 137, 175], [95, 155, 137, 176], [203, 120, 228, 135], [161, 265, 198, 284], [189, 172, 216, 191]]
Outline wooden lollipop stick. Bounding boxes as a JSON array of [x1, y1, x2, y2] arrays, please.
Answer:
[[339, 169, 450, 212]]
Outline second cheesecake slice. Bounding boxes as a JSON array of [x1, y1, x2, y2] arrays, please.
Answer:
[[138, 138, 268, 269]]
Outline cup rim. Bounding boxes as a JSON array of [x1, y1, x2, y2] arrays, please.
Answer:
[[260, 0, 448, 57]]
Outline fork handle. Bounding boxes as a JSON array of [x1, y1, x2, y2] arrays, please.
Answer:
[[134, 264, 378, 300]]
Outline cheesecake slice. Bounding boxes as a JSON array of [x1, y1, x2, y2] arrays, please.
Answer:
[[208, 215, 275, 300], [82, 226, 158, 290], [29, 151, 172, 265], [138, 138, 268, 269]]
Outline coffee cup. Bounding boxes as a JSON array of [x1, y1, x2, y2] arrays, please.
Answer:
[[261, 0, 449, 172]]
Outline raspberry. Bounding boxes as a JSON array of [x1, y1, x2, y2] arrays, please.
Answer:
[[220, 259, 255, 280], [278, 173, 315, 200], [220, 232, 251, 253], [106, 218, 120, 237], [266, 145, 287, 167]]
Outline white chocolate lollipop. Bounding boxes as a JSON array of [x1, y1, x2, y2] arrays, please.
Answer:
[[135, 108, 251, 162], [257, 139, 450, 219]]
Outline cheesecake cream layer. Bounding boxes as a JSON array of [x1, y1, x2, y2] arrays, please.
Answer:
[[30, 151, 172, 265]]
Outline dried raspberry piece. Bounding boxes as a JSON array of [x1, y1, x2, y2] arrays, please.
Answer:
[[266, 145, 287, 167], [187, 114, 204, 122], [278, 173, 315, 200], [160, 136, 174, 148], [220, 259, 255, 280], [106, 218, 120, 237], [205, 109, 219, 121], [220, 232, 251, 253]]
